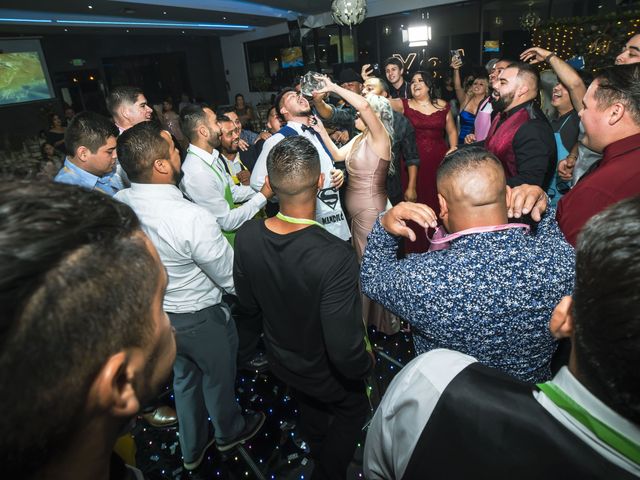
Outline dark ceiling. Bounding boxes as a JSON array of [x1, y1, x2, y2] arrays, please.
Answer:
[[0, 0, 334, 36]]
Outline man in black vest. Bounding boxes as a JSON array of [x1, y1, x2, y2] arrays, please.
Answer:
[[364, 196, 640, 479]]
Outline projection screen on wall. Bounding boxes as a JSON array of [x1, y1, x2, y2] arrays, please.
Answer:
[[0, 38, 55, 106]]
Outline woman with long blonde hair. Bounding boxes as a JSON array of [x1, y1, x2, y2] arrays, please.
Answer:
[[313, 75, 400, 334]]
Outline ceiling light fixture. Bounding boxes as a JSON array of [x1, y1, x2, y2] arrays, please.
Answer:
[[331, 0, 367, 28]]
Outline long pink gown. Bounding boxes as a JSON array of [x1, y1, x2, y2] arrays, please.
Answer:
[[346, 136, 400, 335], [400, 99, 451, 253]]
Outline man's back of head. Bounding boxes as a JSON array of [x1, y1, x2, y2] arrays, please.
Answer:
[[266, 135, 321, 199], [572, 195, 640, 424], [0, 181, 174, 477], [436, 147, 508, 232], [117, 121, 172, 184]]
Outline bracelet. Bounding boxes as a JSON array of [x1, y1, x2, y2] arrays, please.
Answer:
[[545, 52, 557, 63], [566, 154, 577, 160]]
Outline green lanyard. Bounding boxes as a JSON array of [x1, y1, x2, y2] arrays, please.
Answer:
[[276, 212, 324, 228], [537, 381, 640, 465], [187, 149, 235, 209], [187, 148, 236, 247]]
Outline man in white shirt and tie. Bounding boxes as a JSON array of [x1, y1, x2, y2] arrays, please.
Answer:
[[179, 104, 273, 247], [250, 88, 350, 240], [114, 122, 265, 472]]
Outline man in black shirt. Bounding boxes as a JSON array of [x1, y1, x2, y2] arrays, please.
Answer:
[[384, 57, 410, 99], [234, 136, 374, 480]]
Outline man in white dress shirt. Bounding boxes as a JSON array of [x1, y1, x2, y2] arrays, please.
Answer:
[[363, 197, 640, 479], [114, 122, 265, 472], [250, 88, 350, 240], [179, 104, 273, 246]]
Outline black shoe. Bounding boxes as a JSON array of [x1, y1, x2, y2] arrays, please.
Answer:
[[183, 436, 215, 471], [216, 411, 266, 452]]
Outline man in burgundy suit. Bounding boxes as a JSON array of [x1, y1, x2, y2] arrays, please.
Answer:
[[483, 62, 556, 189]]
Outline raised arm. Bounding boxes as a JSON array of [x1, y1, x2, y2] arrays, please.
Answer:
[[520, 47, 587, 112], [451, 57, 467, 105], [314, 75, 390, 158], [311, 115, 355, 162], [311, 92, 335, 120]]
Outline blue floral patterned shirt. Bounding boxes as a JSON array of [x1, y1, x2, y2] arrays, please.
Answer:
[[361, 209, 575, 382]]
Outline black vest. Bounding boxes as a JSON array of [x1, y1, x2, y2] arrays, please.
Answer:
[[401, 363, 637, 480]]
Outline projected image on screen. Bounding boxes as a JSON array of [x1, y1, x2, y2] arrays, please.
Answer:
[[281, 47, 304, 69], [0, 52, 52, 105]]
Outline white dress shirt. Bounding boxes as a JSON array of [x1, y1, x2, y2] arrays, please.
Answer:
[[181, 144, 266, 232], [364, 349, 640, 479], [250, 121, 350, 240], [115, 183, 235, 313]]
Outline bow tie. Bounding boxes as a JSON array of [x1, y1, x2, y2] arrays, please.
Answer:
[[300, 124, 316, 133]]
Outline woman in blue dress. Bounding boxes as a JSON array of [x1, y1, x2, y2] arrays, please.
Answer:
[[451, 56, 489, 145]]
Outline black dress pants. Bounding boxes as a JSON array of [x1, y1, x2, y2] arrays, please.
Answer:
[[293, 382, 369, 480]]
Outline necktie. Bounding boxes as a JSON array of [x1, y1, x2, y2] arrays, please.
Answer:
[[300, 124, 334, 161]]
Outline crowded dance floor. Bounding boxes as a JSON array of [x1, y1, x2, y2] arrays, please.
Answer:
[[1, 0, 639, 478]]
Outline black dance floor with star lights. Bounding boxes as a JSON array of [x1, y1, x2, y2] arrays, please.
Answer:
[[131, 327, 416, 479]]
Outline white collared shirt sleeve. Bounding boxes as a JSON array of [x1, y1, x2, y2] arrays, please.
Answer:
[[182, 155, 266, 232], [230, 180, 259, 204], [191, 210, 236, 295], [250, 134, 281, 192], [364, 349, 476, 480]]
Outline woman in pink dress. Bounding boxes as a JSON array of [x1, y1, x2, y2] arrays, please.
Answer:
[[390, 71, 458, 253], [313, 75, 400, 334]]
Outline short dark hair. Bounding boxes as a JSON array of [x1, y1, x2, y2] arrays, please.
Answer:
[[267, 136, 320, 196], [180, 103, 209, 142], [64, 111, 118, 157], [218, 114, 234, 125], [274, 87, 296, 124], [437, 146, 503, 185], [106, 85, 144, 118], [383, 56, 404, 71], [0, 181, 158, 476], [573, 195, 640, 424], [216, 105, 236, 117], [117, 121, 169, 183], [593, 64, 640, 125], [507, 61, 540, 91]]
